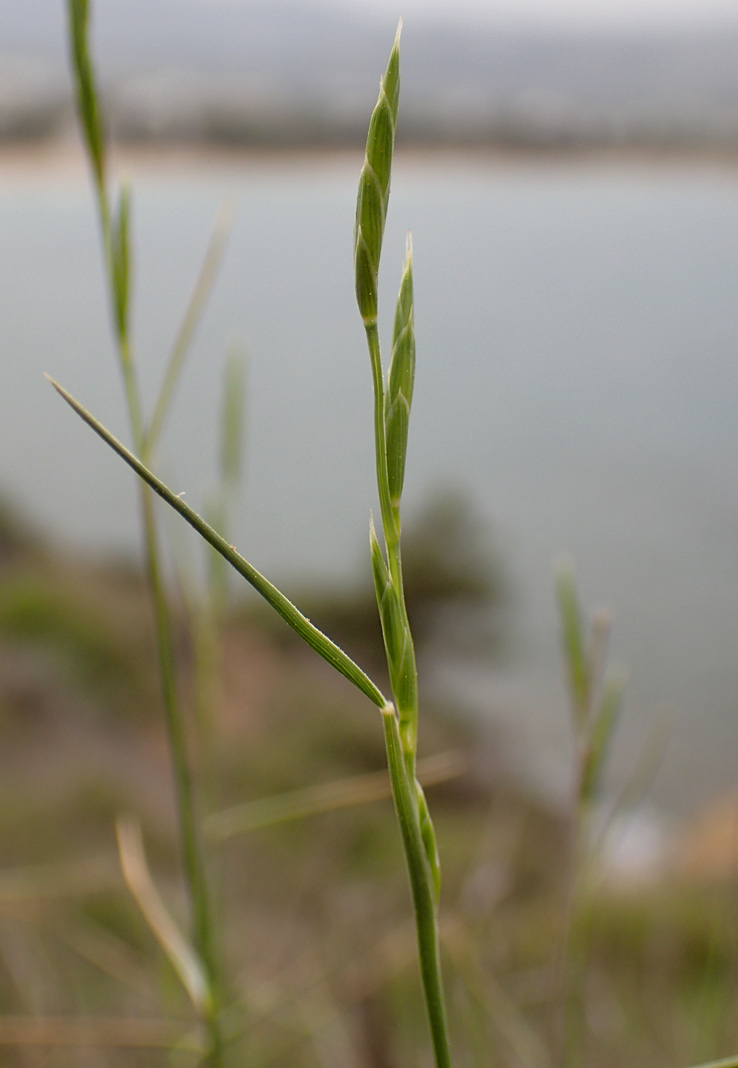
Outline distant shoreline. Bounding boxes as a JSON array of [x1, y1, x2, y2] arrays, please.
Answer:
[[3, 135, 738, 182]]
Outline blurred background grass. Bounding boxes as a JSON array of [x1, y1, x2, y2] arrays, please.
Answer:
[[0, 495, 737, 1067]]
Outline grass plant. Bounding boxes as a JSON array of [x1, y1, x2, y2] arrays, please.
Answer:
[[551, 563, 626, 1068], [54, 15, 454, 1064], [15, 5, 734, 1067]]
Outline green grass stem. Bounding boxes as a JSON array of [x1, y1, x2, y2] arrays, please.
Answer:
[[381, 705, 452, 1068], [355, 26, 452, 1068]]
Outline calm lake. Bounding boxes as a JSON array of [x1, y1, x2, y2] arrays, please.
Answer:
[[2, 148, 738, 819]]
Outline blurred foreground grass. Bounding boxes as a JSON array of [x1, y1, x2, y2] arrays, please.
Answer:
[[0, 502, 737, 1067]]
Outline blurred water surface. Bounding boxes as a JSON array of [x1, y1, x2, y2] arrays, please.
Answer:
[[2, 150, 738, 815]]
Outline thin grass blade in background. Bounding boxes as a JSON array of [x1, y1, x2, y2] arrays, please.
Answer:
[[146, 199, 236, 457], [116, 816, 209, 1015], [0, 1016, 201, 1051], [206, 751, 465, 840]]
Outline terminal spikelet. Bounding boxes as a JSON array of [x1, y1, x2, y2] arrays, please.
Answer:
[[354, 21, 401, 326], [385, 233, 415, 510]]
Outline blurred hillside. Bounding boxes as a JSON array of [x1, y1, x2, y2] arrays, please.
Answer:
[[3, 0, 738, 150]]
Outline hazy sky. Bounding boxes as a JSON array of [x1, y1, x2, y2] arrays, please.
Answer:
[[289, 0, 738, 31]]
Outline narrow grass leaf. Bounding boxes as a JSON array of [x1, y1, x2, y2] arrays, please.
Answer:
[[146, 198, 236, 456], [116, 816, 209, 1014], [47, 376, 388, 711], [686, 1059, 738, 1068], [0, 1016, 202, 1051], [0, 857, 116, 901], [206, 751, 465, 840]]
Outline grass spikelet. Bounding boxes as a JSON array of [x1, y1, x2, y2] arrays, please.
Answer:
[[354, 20, 402, 326], [416, 781, 441, 903], [370, 516, 414, 714], [385, 233, 415, 510]]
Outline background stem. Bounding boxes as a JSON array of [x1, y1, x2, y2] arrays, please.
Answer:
[[66, 2, 224, 1051]]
